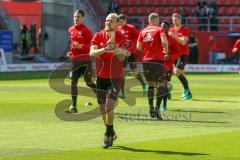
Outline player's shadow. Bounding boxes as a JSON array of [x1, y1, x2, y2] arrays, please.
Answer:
[[169, 99, 240, 103], [191, 99, 240, 103], [112, 146, 210, 156], [170, 109, 225, 114]]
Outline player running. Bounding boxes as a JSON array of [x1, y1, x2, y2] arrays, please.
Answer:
[[161, 21, 180, 111], [90, 13, 129, 148], [169, 13, 192, 100], [117, 14, 147, 98], [66, 10, 96, 113]]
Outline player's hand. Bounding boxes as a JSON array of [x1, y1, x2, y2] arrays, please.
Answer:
[[164, 54, 170, 61], [169, 31, 178, 40], [113, 48, 129, 56], [73, 41, 83, 49]]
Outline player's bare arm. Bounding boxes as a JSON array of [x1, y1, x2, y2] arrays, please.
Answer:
[[169, 32, 188, 46], [136, 41, 143, 52]]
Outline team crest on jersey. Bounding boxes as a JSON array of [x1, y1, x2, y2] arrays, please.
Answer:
[[143, 33, 153, 42], [77, 31, 83, 38]]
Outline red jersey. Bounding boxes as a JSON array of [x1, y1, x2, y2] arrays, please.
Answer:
[[91, 29, 127, 79], [164, 34, 180, 72], [232, 39, 240, 53], [68, 24, 93, 61], [137, 25, 165, 61], [118, 23, 139, 54], [169, 26, 189, 56]]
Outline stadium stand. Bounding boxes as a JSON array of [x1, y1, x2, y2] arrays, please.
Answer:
[[118, 0, 240, 32]]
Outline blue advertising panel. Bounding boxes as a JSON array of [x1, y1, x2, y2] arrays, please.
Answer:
[[0, 31, 13, 52]]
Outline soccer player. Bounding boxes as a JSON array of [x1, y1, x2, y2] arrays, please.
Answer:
[[161, 21, 180, 111], [169, 13, 192, 100], [232, 39, 240, 54], [117, 14, 147, 98], [90, 13, 128, 148], [137, 13, 169, 120], [66, 10, 97, 113], [232, 39, 240, 65]]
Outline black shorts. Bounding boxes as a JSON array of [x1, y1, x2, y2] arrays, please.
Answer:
[[96, 77, 122, 105], [125, 54, 137, 70], [174, 55, 188, 70], [143, 61, 165, 82], [70, 60, 92, 81]]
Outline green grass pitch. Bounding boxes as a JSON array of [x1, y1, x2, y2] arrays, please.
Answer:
[[0, 72, 240, 160]]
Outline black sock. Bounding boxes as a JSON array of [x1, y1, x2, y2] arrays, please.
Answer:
[[178, 75, 189, 90], [71, 81, 78, 107], [163, 86, 170, 106], [156, 86, 168, 110], [105, 125, 113, 136], [163, 95, 168, 106], [121, 78, 125, 95], [136, 73, 145, 86], [148, 86, 154, 108], [87, 82, 97, 94]]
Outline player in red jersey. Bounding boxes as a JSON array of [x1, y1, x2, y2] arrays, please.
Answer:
[[137, 13, 169, 120], [117, 14, 147, 98], [232, 39, 240, 54], [66, 10, 96, 113], [90, 13, 129, 148], [169, 13, 192, 100], [232, 39, 240, 65], [161, 21, 180, 111]]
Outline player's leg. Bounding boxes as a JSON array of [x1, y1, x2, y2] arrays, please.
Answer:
[[118, 77, 125, 99], [103, 80, 120, 148], [83, 62, 97, 94], [96, 77, 112, 148], [174, 56, 192, 100], [143, 62, 156, 118], [66, 60, 81, 113], [119, 58, 128, 99], [155, 65, 168, 120], [129, 54, 147, 95], [162, 71, 172, 112]]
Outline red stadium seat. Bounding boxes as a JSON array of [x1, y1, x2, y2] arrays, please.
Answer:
[[236, 0, 240, 6], [172, 0, 182, 6], [190, 17, 198, 24], [219, 17, 230, 24], [127, 0, 135, 6], [232, 17, 239, 24], [154, 8, 164, 15], [228, 7, 237, 16], [182, 0, 191, 6], [190, 0, 198, 6], [128, 7, 137, 15], [120, 7, 128, 14], [158, 0, 168, 6], [164, 8, 171, 15], [172, 7, 180, 14], [119, 0, 128, 5], [225, 0, 235, 6], [136, 7, 146, 15], [216, 0, 225, 6], [232, 26, 240, 32], [218, 7, 226, 16], [135, 0, 144, 6]]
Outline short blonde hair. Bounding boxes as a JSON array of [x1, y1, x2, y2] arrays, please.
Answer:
[[106, 13, 119, 22], [148, 13, 159, 22], [172, 13, 182, 20]]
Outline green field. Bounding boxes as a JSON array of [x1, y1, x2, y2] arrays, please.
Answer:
[[0, 73, 240, 160]]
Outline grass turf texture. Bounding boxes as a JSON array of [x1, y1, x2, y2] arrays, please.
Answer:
[[0, 73, 239, 160]]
